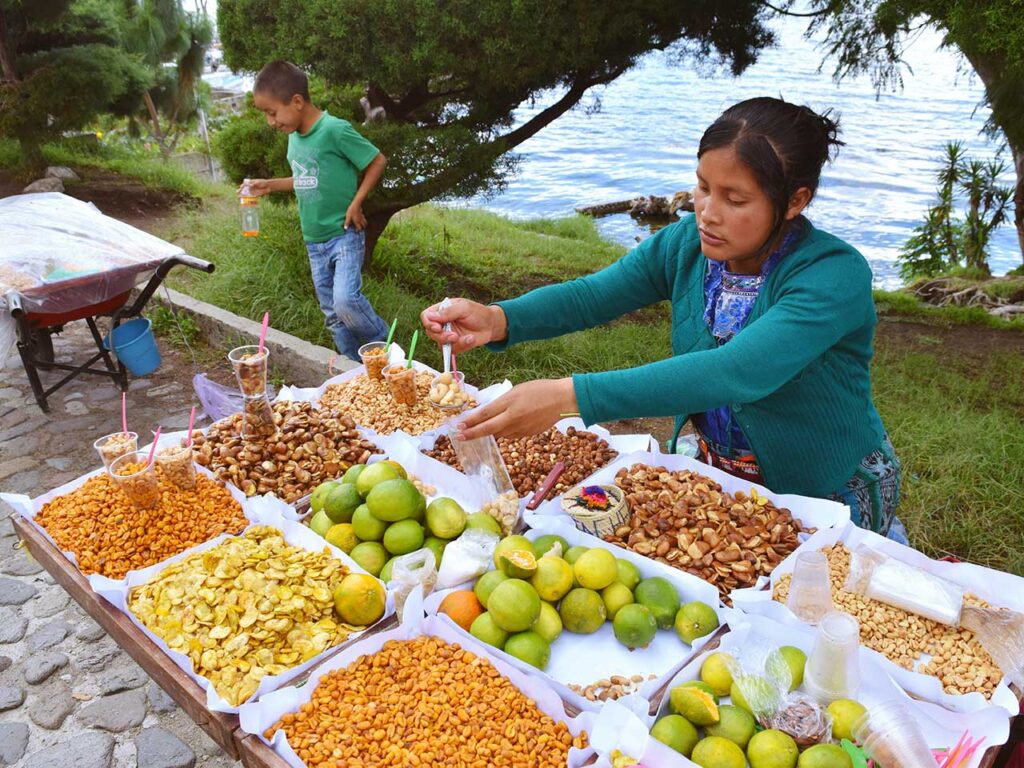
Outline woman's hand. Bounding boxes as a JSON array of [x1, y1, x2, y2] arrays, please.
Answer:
[[420, 298, 507, 354], [455, 378, 577, 440]]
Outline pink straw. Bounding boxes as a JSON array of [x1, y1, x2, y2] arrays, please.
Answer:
[[186, 406, 196, 447], [258, 312, 270, 354], [452, 353, 458, 374], [146, 426, 162, 467], [121, 392, 128, 435]]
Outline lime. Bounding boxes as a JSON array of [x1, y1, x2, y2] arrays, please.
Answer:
[[798, 744, 853, 768], [423, 536, 447, 569], [349, 542, 388, 577], [650, 715, 699, 757], [380, 459, 408, 479], [503, 631, 551, 669], [366, 478, 426, 522], [674, 601, 719, 644], [564, 546, 589, 565], [465, 511, 502, 535], [601, 582, 634, 620], [615, 558, 641, 590], [747, 729, 799, 768], [380, 556, 396, 584], [340, 463, 366, 486], [533, 601, 562, 643], [324, 483, 362, 523], [382, 519, 425, 556], [705, 704, 755, 749], [699, 652, 735, 697], [634, 577, 681, 629], [425, 497, 467, 539], [332, 573, 386, 626], [325, 523, 358, 553], [690, 736, 745, 768], [532, 534, 569, 559], [487, 579, 541, 632], [669, 681, 719, 726], [497, 549, 538, 579], [309, 509, 333, 538], [826, 699, 867, 742], [474, 569, 509, 609], [768, 645, 806, 691], [351, 504, 387, 541], [493, 535, 534, 570], [730, 676, 780, 719], [310, 481, 340, 514], [530, 555, 574, 602], [354, 461, 402, 497], [612, 603, 657, 649], [573, 548, 617, 590], [559, 588, 606, 634], [470, 612, 509, 649]]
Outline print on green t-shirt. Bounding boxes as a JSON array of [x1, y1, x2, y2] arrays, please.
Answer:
[[287, 113, 380, 243]]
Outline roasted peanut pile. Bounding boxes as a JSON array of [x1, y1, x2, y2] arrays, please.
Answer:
[[192, 401, 379, 503], [130, 526, 365, 705], [426, 427, 618, 497], [609, 464, 805, 602], [568, 674, 656, 703], [34, 471, 246, 579], [320, 372, 476, 435], [773, 544, 1003, 697], [265, 636, 588, 767]]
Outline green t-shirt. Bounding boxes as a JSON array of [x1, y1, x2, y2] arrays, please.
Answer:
[[287, 112, 380, 243]]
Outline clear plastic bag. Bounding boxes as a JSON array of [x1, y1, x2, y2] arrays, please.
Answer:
[[724, 638, 787, 720], [388, 549, 438, 622], [192, 372, 275, 423], [435, 528, 500, 589], [759, 692, 832, 747], [448, 428, 520, 534], [845, 545, 964, 625], [961, 606, 1024, 688]]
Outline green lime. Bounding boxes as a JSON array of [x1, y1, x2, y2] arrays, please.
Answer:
[[340, 463, 366, 486], [635, 577, 681, 629], [532, 534, 569, 558], [503, 631, 550, 670], [366, 479, 426, 522], [382, 519, 425, 556], [310, 481, 340, 514], [309, 509, 332, 538], [474, 570, 509, 609], [650, 715, 699, 757], [355, 462, 402, 497], [349, 542, 388, 576], [351, 504, 387, 541], [465, 511, 502, 535], [487, 579, 541, 632], [615, 558, 641, 590], [423, 537, 447, 569], [324, 483, 362, 523], [425, 497, 467, 539], [612, 603, 657, 649], [469, 612, 508, 648], [559, 588, 606, 634]]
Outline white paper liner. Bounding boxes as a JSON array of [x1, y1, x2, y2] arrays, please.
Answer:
[[0, 458, 252, 578], [86, 502, 396, 713], [238, 599, 597, 768], [610, 613, 1010, 768], [423, 523, 727, 715], [731, 520, 1024, 714]]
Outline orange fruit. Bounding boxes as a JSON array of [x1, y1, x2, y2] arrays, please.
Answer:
[[333, 573, 386, 626], [438, 590, 485, 631]]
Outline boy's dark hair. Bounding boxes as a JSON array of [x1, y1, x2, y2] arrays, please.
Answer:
[[254, 60, 310, 103], [698, 96, 844, 245]]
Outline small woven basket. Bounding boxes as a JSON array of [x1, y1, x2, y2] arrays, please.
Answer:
[[560, 484, 630, 538]]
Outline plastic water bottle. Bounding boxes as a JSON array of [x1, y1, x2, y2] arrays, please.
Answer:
[[240, 179, 259, 237]]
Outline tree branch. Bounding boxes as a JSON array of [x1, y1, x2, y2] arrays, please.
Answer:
[[759, 0, 837, 18]]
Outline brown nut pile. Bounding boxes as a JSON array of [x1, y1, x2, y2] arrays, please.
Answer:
[[425, 426, 619, 497], [34, 471, 247, 579], [320, 372, 476, 435], [130, 526, 366, 706], [265, 636, 588, 768], [192, 401, 380, 503], [608, 464, 805, 602], [568, 674, 656, 702], [774, 544, 1003, 697]]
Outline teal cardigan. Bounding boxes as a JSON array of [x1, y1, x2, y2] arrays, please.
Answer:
[[492, 215, 886, 498]]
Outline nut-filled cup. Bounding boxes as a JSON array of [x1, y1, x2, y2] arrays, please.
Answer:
[[94, 431, 139, 470], [358, 341, 389, 381], [229, 345, 269, 398], [383, 363, 418, 406], [109, 451, 162, 510], [428, 371, 469, 413], [155, 438, 197, 490]]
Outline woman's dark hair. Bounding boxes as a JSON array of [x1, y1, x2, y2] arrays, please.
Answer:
[[254, 60, 310, 104], [698, 96, 844, 250]]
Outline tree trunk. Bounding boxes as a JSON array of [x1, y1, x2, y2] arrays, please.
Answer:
[[18, 136, 44, 175], [364, 208, 398, 262], [1012, 140, 1024, 262]]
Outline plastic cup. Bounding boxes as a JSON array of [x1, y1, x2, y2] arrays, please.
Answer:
[[787, 550, 834, 624], [229, 345, 269, 398], [242, 396, 277, 440], [94, 431, 139, 470], [359, 341, 389, 381], [109, 451, 162, 510], [852, 699, 937, 768], [383, 363, 418, 406], [804, 611, 861, 704], [428, 371, 469, 413], [154, 438, 197, 491]]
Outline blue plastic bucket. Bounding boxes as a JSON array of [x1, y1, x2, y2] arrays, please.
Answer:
[[104, 317, 162, 376]]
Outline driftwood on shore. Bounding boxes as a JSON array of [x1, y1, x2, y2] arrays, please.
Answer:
[[912, 277, 1024, 318], [577, 190, 693, 218]]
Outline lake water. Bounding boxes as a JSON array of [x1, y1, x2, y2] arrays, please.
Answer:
[[465, 16, 1019, 287]]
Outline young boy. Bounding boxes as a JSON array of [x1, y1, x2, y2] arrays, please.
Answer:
[[245, 60, 389, 361]]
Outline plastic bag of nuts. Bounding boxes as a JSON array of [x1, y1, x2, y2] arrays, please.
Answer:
[[191, 400, 380, 503], [449, 430, 521, 534], [608, 463, 806, 602]]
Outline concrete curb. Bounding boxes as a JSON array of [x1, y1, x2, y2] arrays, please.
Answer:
[[155, 288, 357, 387]]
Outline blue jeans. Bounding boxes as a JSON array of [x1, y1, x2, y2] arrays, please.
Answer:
[[306, 229, 388, 360]]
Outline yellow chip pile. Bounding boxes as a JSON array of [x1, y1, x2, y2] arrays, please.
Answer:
[[129, 526, 366, 705]]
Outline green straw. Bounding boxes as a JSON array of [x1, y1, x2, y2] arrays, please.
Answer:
[[385, 317, 398, 348], [406, 330, 419, 368]]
